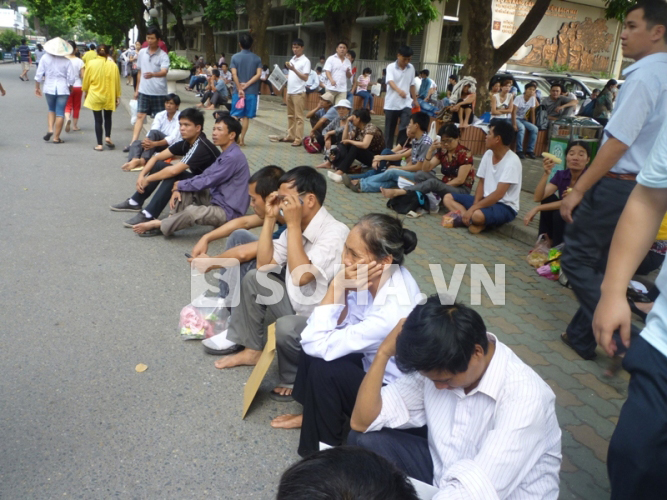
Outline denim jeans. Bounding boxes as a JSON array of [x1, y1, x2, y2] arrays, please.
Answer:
[[356, 90, 374, 110], [360, 169, 417, 193], [348, 147, 398, 180], [515, 118, 538, 153], [417, 98, 437, 117]]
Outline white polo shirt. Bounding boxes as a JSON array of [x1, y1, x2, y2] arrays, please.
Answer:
[[384, 61, 415, 110], [323, 54, 351, 93], [287, 54, 311, 95]]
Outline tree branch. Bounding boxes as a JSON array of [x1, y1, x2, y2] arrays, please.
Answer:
[[494, 0, 552, 66]]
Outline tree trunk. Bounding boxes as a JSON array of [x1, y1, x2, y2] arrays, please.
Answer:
[[201, 16, 216, 63], [323, 10, 356, 56], [160, 0, 188, 49], [247, 0, 272, 64], [131, 0, 147, 43], [461, 0, 552, 116]]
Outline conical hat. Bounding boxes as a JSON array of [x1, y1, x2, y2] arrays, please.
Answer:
[[43, 37, 73, 57]]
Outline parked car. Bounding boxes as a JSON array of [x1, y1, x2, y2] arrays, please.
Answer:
[[491, 73, 552, 100], [529, 72, 614, 113]]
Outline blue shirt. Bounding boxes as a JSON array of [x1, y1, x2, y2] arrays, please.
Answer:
[[18, 45, 31, 62], [230, 49, 262, 95], [637, 117, 667, 358], [605, 52, 667, 175]]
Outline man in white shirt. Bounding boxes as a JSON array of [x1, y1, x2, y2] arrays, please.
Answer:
[[443, 119, 522, 233], [350, 297, 562, 500], [127, 26, 170, 151], [384, 45, 417, 149], [558, 2, 667, 361], [276, 38, 311, 147], [211, 167, 350, 383], [121, 94, 181, 172], [323, 42, 352, 105]]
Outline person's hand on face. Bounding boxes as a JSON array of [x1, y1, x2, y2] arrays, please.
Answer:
[[280, 193, 303, 226], [264, 192, 282, 219]]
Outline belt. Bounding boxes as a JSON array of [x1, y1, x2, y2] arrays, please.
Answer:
[[605, 172, 637, 181]]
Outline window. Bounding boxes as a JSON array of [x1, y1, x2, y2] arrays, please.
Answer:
[[438, 24, 463, 63], [385, 30, 408, 60], [273, 33, 291, 56], [360, 29, 380, 60]]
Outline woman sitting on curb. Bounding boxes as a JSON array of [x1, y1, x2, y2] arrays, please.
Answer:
[[270, 214, 420, 458], [330, 109, 385, 176], [523, 141, 590, 247]]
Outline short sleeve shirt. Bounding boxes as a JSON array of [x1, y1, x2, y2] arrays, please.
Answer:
[[168, 134, 220, 175], [436, 143, 475, 190], [287, 54, 311, 94], [476, 149, 522, 213], [384, 61, 415, 110], [137, 47, 170, 96], [408, 134, 433, 165], [323, 55, 351, 92], [514, 95, 537, 119], [549, 168, 583, 199], [353, 123, 385, 153], [18, 45, 31, 62], [230, 50, 263, 95]]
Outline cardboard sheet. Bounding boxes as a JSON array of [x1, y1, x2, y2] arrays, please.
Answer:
[[242, 323, 276, 419]]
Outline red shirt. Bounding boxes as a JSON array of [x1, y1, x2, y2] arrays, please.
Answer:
[[436, 143, 475, 190]]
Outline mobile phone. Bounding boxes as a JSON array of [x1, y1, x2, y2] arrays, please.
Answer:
[[185, 253, 193, 259]]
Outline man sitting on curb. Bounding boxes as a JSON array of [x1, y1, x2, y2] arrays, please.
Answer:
[[132, 114, 250, 237], [206, 167, 349, 402], [121, 93, 182, 172], [442, 119, 521, 233], [110, 108, 220, 227], [349, 298, 562, 499], [341, 112, 432, 193], [306, 92, 337, 147], [188, 165, 286, 309]]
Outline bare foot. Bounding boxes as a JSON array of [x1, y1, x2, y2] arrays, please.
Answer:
[[205, 105, 216, 110], [239, 142, 246, 148], [468, 224, 485, 234], [214, 348, 261, 369], [381, 187, 406, 199], [270, 414, 303, 429], [370, 110, 375, 114], [133, 219, 161, 234], [315, 161, 332, 169], [122, 158, 142, 172], [272, 387, 293, 397], [196, 103, 204, 108]]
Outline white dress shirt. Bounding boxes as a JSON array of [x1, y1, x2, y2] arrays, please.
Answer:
[[287, 54, 311, 94], [35, 53, 75, 95], [604, 52, 667, 175], [150, 109, 182, 146], [306, 70, 319, 91], [300, 265, 421, 383], [385, 61, 416, 110], [323, 54, 351, 93], [367, 334, 562, 500], [272, 206, 350, 317]]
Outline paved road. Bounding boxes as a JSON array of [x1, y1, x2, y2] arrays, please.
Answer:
[[0, 63, 627, 499]]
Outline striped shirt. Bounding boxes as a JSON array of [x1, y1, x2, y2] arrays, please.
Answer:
[[366, 334, 562, 499]]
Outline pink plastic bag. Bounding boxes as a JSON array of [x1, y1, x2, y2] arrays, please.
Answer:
[[235, 97, 245, 110], [178, 295, 229, 340]]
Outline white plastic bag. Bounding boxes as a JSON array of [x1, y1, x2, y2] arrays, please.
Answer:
[[129, 99, 138, 125], [427, 121, 437, 142], [370, 83, 381, 96]]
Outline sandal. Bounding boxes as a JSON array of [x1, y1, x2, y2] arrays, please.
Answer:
[[105, 141, 116, 150], [52, 139, 65, 144], [43, 132, 53, 142], [93, 146, 104, 151], [269, 389, 294, 403]]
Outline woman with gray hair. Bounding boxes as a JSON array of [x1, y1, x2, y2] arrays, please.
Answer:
[[270, 213, 421, 458]]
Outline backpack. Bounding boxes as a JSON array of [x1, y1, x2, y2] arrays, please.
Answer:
[[303, 136, 322, 154], [579, 98, 596, 118], [386, 191, 428, 215], [535, 105, 549, 130]]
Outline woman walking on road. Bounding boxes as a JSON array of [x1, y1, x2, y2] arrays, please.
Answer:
[[64, 40, 85, 133], [82, 44, 121, 151], [34, 37, 75, 144]]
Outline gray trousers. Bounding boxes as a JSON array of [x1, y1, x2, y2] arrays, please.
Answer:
[[404, 171, 470, 197], [218, 229, 259, 299], [226, 269, 309, 386], [127, 129, 167, 161], [160, 190, 227, 237]]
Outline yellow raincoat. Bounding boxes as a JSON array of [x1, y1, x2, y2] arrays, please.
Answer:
[[82, 56, 121, 111]]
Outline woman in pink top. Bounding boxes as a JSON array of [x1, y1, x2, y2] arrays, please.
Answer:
[[355, 68, 374, 113]]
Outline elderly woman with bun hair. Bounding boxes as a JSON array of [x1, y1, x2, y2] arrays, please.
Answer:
[[271, 213, 421, 458]]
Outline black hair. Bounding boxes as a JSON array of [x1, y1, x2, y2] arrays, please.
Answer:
[[603, 79, 618, 92], [194, 55, 199, 60], [420, 69, 430, 77], [352, 108, 371, 124], [450, 73, 458, 82], [239, 33, 253, 50], [337, 41, 348, 49], [68, 40, 77, 54], [397, 45, 414, 57], [212, 69, 220, 77], [165, 93, 181, 106], [550, 82, 564, 91], [215, 114, 242, 142], [565, 140, 592, 158], [292, 38, 304, 47], [488, 118, 515, 146], [89, 43, 96, 50], [438, 123, 460, 139], [355, 214, 417, 266], [628, 0, 667, 43], [524, 81, 537, 90], [221, 62, 228, 67], [249, 165, 285, 199], [500, 78, 513, 87], [146, 26, 162, 39], [37, 43, 44, 51], [410, 111, 430, 132], [396, 297, 489, 374], [179, 107, 205, 129], [362, 67, 372, 75], [348, 49, 356, 60], [263, 64, 269, 71], [277, 446, 419, 500], [320, 55, 325, 59], [316, 66, 322, 72], [21, 38, 27, 45], [279, 166, 327, 206]]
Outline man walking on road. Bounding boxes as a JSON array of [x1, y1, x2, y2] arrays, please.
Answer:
[[18, 40, 32, 81], [230, 34, 263, 147], [124, 27, 170, 153]]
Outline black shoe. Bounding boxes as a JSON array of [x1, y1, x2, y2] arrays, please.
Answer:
[[123, 212, 153, 228], [517, 152, 526, 160], [122, 145, 130, 153], [560, 333, 597, 360], [526, 152, 536, 159], [110, 199, 142, 212]]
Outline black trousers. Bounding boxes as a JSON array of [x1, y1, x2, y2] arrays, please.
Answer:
[[293, 352, 366, 458], [383, 107, 411, 149], [93, 109, 113, 146], [609, 336, 667, 499], [332, 144, 376, 174], [636, 251, 665, 276], [129, 161, 193, 218], [538, 194, 567, 246], [561, 177, 640, 357]]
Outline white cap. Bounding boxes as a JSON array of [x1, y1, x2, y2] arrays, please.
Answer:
[[335, 99, 352, 109]]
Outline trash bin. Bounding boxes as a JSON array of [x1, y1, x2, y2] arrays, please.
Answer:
[[548, 116, 604, 165]]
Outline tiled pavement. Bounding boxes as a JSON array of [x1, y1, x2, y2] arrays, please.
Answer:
[[125, 85, 633, 498]]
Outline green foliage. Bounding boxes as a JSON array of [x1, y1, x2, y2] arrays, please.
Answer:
[[547, 62, 571, 73], [450, 54, 466, 64], [605, 0, 635, 22], [169, 51, 193, 69], [592, 70, 612, 79], [0, 30, 23, 50]]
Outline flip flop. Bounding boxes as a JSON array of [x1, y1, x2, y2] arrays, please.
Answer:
[[93, 146, 104, 151], [105, 142, 116, 150], [269, 390, 294, 403], [43, 132, 53, 142], [52, 139, 65, 144]]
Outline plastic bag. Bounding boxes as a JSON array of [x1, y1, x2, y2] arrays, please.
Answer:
[[427, 121, 437, 142], [129, 99, 138, 125], [526, 234, 550, 268], [536, 264, 559, 280], [235, 97, 245, 110], [548, 247, 562, 274], [370, 83, 381, 97], [178, 294, 229, 340]]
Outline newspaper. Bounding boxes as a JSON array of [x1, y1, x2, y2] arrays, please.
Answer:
[[268, 64, 287, 92]]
